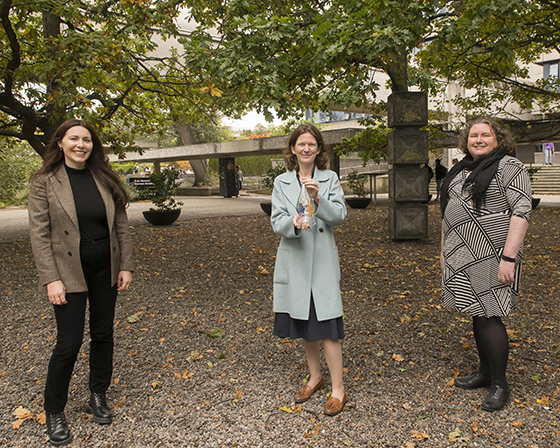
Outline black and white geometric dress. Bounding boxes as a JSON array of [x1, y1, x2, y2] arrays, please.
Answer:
[[442, 156, 532, 317]]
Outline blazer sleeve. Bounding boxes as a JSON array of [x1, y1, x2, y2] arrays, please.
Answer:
[[28, 176, 61, 286], [115, 204, 135, 272]]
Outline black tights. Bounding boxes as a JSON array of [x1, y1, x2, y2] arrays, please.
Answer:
[[472, 316, 509, 389]]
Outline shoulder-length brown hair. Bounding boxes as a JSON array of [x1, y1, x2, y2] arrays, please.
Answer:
[[31, 119, 129, 207], [283, 124, 329, 171], [458, 117, 516, 156]]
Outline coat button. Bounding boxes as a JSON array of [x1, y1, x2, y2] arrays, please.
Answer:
[[64, 231, 69, 235], [319, 228, 324, 232], [68, 252, 72, 256]]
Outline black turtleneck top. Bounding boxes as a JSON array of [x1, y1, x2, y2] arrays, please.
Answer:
[[65, 164, 109, 243]]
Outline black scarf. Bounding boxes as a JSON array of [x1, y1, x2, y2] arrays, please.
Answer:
[[440, 147, 510, 216]]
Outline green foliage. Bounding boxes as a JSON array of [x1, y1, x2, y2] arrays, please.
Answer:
[[0, 140, 42, 206], [346, 169, 369, 199], [137, 169, 184, 212], [337, 117, 389, 165], [0, 1, 248, 157], [263, 163, 287, 190], [526, 166, 541, 182]]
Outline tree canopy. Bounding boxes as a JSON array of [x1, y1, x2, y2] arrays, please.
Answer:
[[0, 0, 242, 158], [182, 0, 560, 154]]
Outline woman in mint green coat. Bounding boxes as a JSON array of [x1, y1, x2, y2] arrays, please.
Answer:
[[271, 124, 347, 416]]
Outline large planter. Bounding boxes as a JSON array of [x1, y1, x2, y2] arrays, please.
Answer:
[[142, 209, 181, 226], [345, 197, 372, 209], [260, 202, 272, 216]]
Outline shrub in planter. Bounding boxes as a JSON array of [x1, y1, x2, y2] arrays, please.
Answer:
[[138, 169, 184, 225], [346, 169, 371, 208]]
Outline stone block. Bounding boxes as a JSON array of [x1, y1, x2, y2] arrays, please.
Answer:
[[388, 204, 428, 240], [387, 130, 429, 164], [389, 166, 430, 202], [388, 92, 428, 128]]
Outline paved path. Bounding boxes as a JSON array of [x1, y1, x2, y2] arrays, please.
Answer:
[[0, 194, 270, 243], [2, 194, 559, 243]]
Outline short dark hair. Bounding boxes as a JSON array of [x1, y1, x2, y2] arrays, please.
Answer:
[[283, 124, 329, 171], [458, 117, 516, 156]]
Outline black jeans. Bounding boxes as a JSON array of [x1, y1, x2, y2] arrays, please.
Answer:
[[44, 238, 118, 412]]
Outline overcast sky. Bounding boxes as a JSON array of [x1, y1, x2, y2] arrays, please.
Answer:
[[222, 111, 284, 132]]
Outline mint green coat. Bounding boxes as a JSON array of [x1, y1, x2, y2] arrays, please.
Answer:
[[271, 168, 346, 321]]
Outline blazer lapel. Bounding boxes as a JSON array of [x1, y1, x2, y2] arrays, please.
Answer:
[[93, 173, 115, 227], [49, 167, 79, 228]]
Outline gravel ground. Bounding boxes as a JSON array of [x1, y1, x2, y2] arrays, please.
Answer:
[[1, 204, 559, 447]]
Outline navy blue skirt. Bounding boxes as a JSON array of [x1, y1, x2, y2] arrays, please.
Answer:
[[273, 296, 344, 342]]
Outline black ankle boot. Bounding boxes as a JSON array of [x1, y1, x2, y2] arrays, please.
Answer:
[[46, 411, 72, 446], [86, 393, 113, 424]]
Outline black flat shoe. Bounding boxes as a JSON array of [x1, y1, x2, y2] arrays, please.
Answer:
[[454, 372, 492, 390], [86, 393, 113, 424], [46, 411, 72, 447], [482, 384, 510, 412]]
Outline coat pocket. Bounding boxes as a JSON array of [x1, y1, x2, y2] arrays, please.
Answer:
[[273, 248, 289, 284]]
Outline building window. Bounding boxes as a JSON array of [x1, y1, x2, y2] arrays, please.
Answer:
[[543, 60, 560, 92]]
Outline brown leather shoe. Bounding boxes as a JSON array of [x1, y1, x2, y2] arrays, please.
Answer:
[[295, 378, 325, 403], [324, 392, 347, 416]]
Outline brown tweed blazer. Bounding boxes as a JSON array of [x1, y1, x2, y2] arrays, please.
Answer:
[[28, 165, 134, 293]]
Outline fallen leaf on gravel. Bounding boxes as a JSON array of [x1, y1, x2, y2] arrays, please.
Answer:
[[403, 403, 411, 410], [127, 312, 144, 323], [405, 443, 416, 448], [12, 406, 34, 429], [447, 378, 455, 387], [280, 405, 302, 414], [0, 372, 6, 378], [303, 424, 321, 438], [128, 350, 138, 357], [512, 421, 523, 427], [205, 328, 225, 338], [411, 430, 430, 441], [392, 354, 404, 362], [36, 412, 46, 425], [448, 429, 469, 442], [537, 397, 551, 406], [233, 390, 242, 398]]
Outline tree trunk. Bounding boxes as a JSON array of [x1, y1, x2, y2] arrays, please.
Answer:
[[386, 49, 409, 93], [175, 121, 208, 186]]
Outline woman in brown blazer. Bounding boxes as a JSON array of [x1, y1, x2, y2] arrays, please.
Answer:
[[29, 119, 134, 447]]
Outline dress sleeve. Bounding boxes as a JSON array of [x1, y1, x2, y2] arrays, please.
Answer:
[[501, 159, 532, 222]]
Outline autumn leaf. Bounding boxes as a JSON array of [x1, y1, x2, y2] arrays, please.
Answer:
[[205, 328, 225, 338], [447, 378, 455, 387], [537, 397, 551, 406], [12, 406, 34, 429], [127, 312, 144, 323], [512, 421, 523, 427], [411, 430, 430, 441], [233, 390, 242, 398], [280, 405, 302, 414], [392, 354, 404, 362]]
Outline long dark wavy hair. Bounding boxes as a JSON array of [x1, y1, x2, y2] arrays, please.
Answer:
[[31, 119, 129, 207], [457, 117, 516, 156], [283, 124, 329, 171]]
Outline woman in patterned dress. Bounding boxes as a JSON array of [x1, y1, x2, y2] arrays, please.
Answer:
[[440, 117, 532, 412]]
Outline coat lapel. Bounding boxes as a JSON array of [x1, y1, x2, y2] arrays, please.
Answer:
[[278, 170, 300, 209], [49, 166, 79, 228]]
